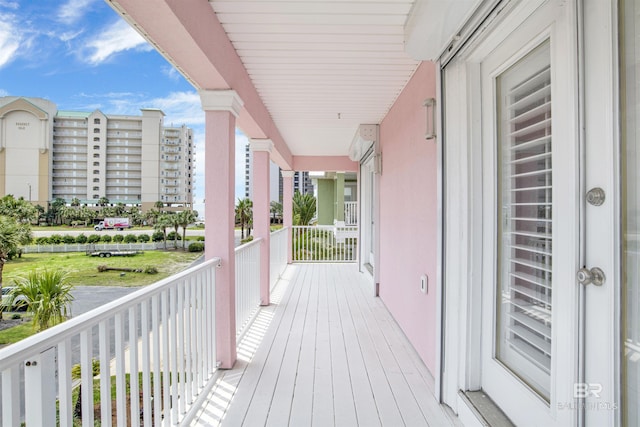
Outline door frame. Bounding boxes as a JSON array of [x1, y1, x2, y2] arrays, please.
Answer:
[[438, 0, 596, 425]]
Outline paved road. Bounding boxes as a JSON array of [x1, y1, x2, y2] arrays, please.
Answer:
[[71, 286, 139, 316]]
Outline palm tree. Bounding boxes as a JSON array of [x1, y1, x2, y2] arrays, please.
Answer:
[[78, 206, 96, 227], [270, 201, 283, 224], [178, 210, 198, 250], [166, 214, 181, 250], [155, 214, 173, 249], [235, 198, 253, 239], [70, 197, 81, 207], [293, 191, 316, 225], [145, 208, 161, 226], [0, 215, 32, 303], [58, 206, 77, 225], [10, 270, 74, 331], [98, 197, 109, 207], [0, 195, 38, 223], [114, 203, 126, 216]]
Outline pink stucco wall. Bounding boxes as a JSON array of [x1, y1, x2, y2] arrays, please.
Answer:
[[378, 62, 438, 374]]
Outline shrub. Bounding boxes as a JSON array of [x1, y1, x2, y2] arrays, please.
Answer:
[[101, 235, 112, 243], [11, 313, 21, 320], [144, 266, 158, 274], [7, 248, 22, 260], [75, 234, 87, 244], [188, 242, 205, 252], [113, 235, 124, 243], [62, 235, 76, 244], [240, 235, 254, 244], [138, 234, 150, 243], [167, 231, 181, 241], [151, 231, 164, 242], [124, 234, 138, 243], [87, 234, 101, 244], [36, 236, 50, 245], [196, 236, 205, 242], [11, 270, 74, 331], [49, 234, 63, 244]]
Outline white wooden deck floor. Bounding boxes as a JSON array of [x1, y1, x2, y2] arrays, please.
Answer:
[[191, 264, 461, 427]]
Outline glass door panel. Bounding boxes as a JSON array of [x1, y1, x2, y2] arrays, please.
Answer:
[[496, 41, 552, 400], [620, 0, 640, 423]]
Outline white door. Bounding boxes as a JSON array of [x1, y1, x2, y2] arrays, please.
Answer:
[[477, 1, 579, 425], [441, 1, 629, 425], [361, 155, 376, 269]]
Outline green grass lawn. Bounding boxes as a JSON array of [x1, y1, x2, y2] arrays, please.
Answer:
[[0, 322, 35, 345], [4, 251, 203, 288]]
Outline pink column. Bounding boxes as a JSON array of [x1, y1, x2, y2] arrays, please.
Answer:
[[200, 90, 243, 369], [250, 139, 272, 306], [281, 170, 294, 264]]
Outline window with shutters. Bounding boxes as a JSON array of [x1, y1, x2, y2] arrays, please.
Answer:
[[496, 41, 552, 401]]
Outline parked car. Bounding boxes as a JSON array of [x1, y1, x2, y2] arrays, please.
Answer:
[[1, 286, 28, 312]]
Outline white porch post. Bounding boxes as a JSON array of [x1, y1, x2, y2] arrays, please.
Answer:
[[250, 139, 273, 306], [282, 170, 294, 263], [200, 89, 243, 369]]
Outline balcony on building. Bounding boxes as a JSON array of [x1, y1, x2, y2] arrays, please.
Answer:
[[0, 2, 468, 427]]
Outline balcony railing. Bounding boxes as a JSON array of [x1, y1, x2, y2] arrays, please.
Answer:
[[344, 201, 358, 226], [0, 258, 220, 426], [235, 238, 261, 338], [0, 225, 295, 426], [270, 228, 288, 289], [292, 225, 358, 262]]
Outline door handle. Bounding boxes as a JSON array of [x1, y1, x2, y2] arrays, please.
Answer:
[[576, 267, 605, 286]]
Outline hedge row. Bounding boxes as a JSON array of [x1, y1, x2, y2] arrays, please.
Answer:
[[32, 232, 207, 245]]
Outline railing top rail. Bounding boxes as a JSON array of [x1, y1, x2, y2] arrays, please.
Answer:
[[292, 225, 357, 230], [270, 227, 289, 236], [234, 237, 263, 253], [0, 257, 221, 371]]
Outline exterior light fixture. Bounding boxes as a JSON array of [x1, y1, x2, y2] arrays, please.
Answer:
[[424, 98, 436, 140]]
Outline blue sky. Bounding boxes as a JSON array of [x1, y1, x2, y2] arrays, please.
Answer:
[[0, 0, 249, 216]]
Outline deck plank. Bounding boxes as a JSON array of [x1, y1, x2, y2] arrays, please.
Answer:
[[241, 263, 309, 426], [332, 265, 381, 427], [264, 264, 313, 426], [350, 269, 462, 427], [327, 265, 359, 427], [192, 264, 459, 427], [312, 264, 336, 426], [288, 264, 320, 426], [339, 269, 406, 426], [221, 265, 301, 426]]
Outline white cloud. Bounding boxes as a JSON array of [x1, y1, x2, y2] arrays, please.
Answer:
[[147, 91, 204, 127], [0, 89, 8, 97], [0, 1, 18, 9], [82, 19, 151, 65], [161, 65, 181, 81], [0, 18, 20, 69], [58, 0, 95, 25], [59, 29, 84, 42]]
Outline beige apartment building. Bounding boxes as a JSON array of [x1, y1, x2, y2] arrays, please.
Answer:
[[0, 96, 193, 211]]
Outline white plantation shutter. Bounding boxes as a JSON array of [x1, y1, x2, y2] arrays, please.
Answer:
[[497, 41, 552, 400]]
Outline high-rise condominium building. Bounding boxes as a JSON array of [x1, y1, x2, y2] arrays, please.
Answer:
[[0, 96, 193, 211]]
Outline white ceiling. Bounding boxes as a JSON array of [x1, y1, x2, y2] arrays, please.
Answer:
[[209, 0, 420, 156]]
